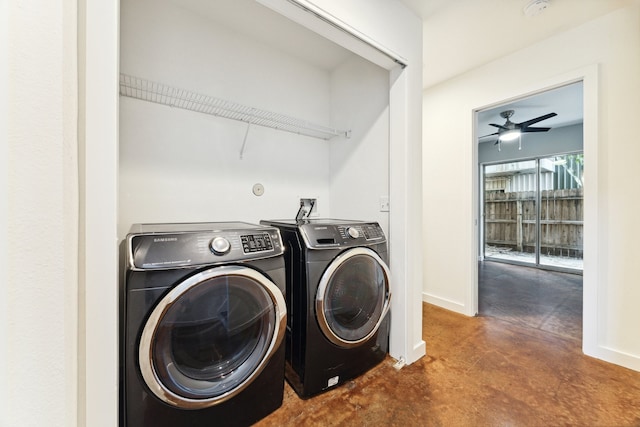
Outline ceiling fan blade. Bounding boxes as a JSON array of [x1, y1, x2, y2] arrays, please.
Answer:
[[479, 132, 499, 139], [518, 112, 557, 128], [489, 123, 508, 130], [521, 126, 551, 133]]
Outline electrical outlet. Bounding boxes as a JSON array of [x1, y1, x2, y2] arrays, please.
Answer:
[[379, 196, 390, 212]]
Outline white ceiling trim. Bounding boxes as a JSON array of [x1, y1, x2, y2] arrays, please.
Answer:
[[257, 0, 408, 70]]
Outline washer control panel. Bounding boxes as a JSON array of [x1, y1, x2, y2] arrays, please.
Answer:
[[127, 222, 283, 270], [301, 222, 386, 249], [241, 233, 274, 253]]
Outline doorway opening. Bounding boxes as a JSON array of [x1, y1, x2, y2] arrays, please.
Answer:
[[475, 81, 584, 342]]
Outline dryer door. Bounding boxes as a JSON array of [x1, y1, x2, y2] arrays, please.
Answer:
[[138, 265, 286, 409], [316, 247, 391, 348]]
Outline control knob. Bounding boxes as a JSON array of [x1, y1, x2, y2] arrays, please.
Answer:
[[346, 227, 360, 239], [210, 236, 231, 255]]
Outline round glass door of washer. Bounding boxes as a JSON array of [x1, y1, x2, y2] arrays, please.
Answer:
[[316, 247, 391, 348], [138, 265, 286, 409]]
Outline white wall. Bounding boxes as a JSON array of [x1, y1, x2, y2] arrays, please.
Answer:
[[423, 3, 640, 371], [329, 55, 390, 234], [0, 0, 6, 419], [119, 0, 339, 239], [119, 0, 395, 239], [3, 1, 79, 426]]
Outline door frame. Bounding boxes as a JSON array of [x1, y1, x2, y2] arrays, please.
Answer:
[[471, 65, 599, 358]]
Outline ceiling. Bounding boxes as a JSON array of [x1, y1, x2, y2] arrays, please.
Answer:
[[477, 81, 583, 144], [167, 0, 353, 70], [173, 0, 631, 87], [168, 0, 623, 133], [397, 0, 629, 136], [398, 0, 632, 89]]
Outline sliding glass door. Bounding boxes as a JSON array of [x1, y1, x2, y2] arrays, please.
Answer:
[[483, 160, 538, 265], [483, 154, 583, 272], [539, 154, 584, 270]]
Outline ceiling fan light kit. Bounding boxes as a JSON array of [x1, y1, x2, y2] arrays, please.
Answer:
[[496, 133, 522, 152], [524, 0, 551, 17], [499, 129, 521, 142]]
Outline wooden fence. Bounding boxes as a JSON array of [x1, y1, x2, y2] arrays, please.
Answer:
[[484, 188, 583, 258]]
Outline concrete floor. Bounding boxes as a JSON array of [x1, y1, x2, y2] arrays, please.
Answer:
[[484, 246, 584, 271], [256, 262, 640, 426], [479, 260, 583, 341]]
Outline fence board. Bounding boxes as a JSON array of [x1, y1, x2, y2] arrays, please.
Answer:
[[485, 188, 583, 258]]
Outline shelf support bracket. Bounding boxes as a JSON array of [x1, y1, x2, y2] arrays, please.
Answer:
[[240, 122, 252, 159]]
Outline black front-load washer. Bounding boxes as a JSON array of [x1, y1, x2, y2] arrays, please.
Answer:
[[121, 222, 286, 427], [259, 218, 391, 398]]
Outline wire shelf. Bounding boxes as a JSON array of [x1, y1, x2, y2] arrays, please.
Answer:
[[119, 73, 350, 140]]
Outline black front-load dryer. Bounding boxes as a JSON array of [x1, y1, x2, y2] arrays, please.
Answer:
[[121, 222, 286, 427], [259, 218, 391, 398]]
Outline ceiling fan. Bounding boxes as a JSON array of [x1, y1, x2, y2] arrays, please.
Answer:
[[481, 109, 557, 150]]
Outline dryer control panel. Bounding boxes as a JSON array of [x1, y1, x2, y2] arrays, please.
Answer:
[[126, 222, 284, 270], [300, 221, 386, 249]]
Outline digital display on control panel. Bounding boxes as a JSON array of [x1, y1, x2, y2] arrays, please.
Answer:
[[241, 233, 273, 253], [363, 225, 383, 240]]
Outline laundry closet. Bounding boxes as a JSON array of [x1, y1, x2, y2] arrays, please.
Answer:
[[118, 0, 391, 240]]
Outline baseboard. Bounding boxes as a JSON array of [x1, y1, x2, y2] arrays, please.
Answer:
[[422, 292, 467, 315], [584, 343, 640, 373], [410, 340, 426, 363]]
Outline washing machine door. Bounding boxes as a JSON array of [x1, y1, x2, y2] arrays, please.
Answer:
[[138, 265, 286, 409], [316, 247, 391, 348]]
